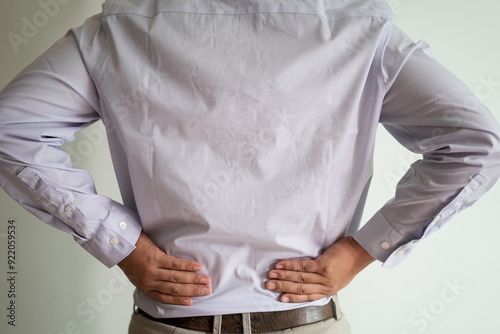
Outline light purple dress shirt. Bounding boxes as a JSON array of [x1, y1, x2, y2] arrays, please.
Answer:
[[1, 0, 500, 317]]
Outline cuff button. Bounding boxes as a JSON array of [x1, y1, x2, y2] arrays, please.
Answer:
[[110, 238, 119, 245]]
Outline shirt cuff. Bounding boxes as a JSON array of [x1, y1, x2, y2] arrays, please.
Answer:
[[354, 173, 487, 268], [77, 201, 142, 267], [353, 211, 412, 268]]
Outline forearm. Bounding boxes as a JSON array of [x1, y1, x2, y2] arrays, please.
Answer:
[[355, 29, 500, 267], [0, 30, 142, 267]]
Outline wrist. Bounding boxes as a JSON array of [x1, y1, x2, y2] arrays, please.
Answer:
[[346, 236, 376, 266]]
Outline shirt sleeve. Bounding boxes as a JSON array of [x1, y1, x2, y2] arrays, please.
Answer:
[[0, 26, 142, 268], [353, 26, 500, 267]]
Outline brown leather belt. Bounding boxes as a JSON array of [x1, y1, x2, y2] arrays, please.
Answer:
[[138, 301, 337, 333]]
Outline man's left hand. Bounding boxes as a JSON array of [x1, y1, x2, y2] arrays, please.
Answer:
[[266, 236, 375, 303]]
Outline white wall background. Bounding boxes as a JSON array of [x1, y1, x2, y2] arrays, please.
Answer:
[[0, 1, 499, 333]]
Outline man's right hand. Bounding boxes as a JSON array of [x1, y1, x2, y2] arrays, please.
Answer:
[[118, 232, 212, 306]]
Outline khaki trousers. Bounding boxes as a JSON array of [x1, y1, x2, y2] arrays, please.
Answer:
[[128, 298, 351, 334]]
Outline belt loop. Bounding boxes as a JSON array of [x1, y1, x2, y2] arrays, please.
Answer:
[[213, 315, 222, 334], [331, 295, 340, 320], [242, 313, 252, 334]]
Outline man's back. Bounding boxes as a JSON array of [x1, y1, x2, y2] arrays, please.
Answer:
[[84, 0, 393, 316]]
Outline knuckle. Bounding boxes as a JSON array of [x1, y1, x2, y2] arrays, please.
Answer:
[[296, 285, 306, 295], [322, 265, 334, 276], [297, 273, 306, 283], [169, 272, 182, 283], [300, 260, 316, 272], [170, 261, 180, 270], [167, 285, 181, 296]]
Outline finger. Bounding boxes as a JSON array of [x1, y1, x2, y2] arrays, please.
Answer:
[[274, 259, 318, 273], [268, 269, 323, 284], [266, 280, 327, 296], [159, 254, 204, 272], [154, 268, 211, 285], [152, 281, 213, 298], [278, 293, 328, 303]]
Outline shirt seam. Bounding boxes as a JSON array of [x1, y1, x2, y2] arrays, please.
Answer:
[[101, 11, 392, 22]]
